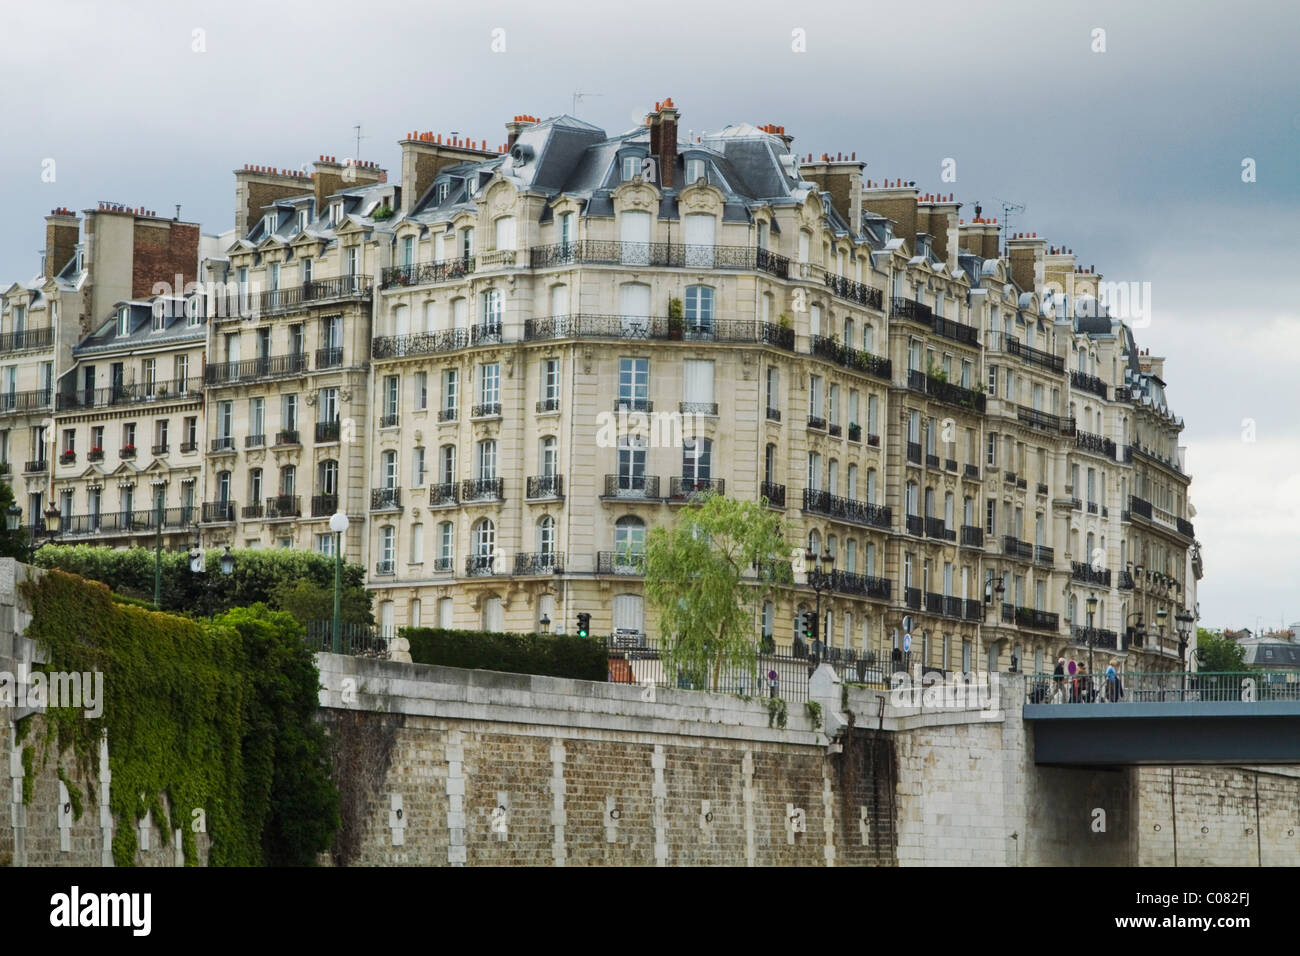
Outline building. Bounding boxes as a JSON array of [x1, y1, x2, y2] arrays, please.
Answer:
[[0, 100, 1200, 673]]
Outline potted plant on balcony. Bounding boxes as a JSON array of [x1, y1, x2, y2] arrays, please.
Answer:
[[667, 297, 684, 340], [848, 422, 862, 442]]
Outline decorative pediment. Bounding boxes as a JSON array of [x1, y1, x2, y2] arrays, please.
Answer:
[[484, 177, 517, 217], [612, 180, 661, 213], [549, 194, 582, 218], [677, 181, 724, 216], [798, 193, 825, 228]]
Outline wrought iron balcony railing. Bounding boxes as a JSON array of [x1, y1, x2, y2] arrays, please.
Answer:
[[370, 487, 402, 510], [522, 313, 771, 344], [1070, 369, 1108, 400], [460, 478, 503, 502], [0, 326, 53, 352], [809, 335, 892, 380], [960, 525, 984, 547], [275, 429, 300, 446], [1071, 561, 1112, 586], [265, 495, 301, 519], [826, 570, 890, 600], [679, 401, 719, 416], [823, 271, 884, 310], [311, 494, 338, 517], [0, 388, 53, 413], [56, 378, 201, 411], [907, 369, 986, 411], [1071, 625, 1119, 650], [427, 482, 458, 506], [315, 347, 344, 369], [315, 421, 340, 443], [248, 276, 372, 315], [210, 437, 235, 453], [802, 489, 890, 529], [373, 329, 470, 359], [761, 481, 786, 508], [603, 474, 660, 499], [597, 550, 646, 575], [1005, 337, 1064, 373], [381, 257, 474, 289], [526, 475, 564, 499], [1017, 406, 1076, 436], [471, 402, 502, 418], [1075, 430, 1117, 458], [201, 501, 236, 523], [670, 477, 725, 500], [204, 353, 308, 386], [514, 551, 564, 575], [905, 514, 923, 536], [1002, 536, 1034, 560]]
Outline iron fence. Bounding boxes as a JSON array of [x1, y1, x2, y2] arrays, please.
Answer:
[[305, 620, 389, 657]]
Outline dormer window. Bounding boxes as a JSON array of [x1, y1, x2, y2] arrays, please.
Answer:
[[436, 181, 450, 204], [297, 209, 308, 232], [685, 158, 706, 185], [330, 202, 343, 226], [916, 236, 931, 259], [621, 155, 642, 182], [152, 301, 166, 332], [186, 296, 203, 326], [263, 214, 276, 237], [116, 307, 130, 337]]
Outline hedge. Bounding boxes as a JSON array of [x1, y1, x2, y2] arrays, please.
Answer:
[[32, 543, 371, 623], [402, 627, 607, 682]]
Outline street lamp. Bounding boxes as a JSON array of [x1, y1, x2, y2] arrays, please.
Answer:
[[805, 546, 835, 664], [1085, 593, 1099, 674], [539, 614, 551, 634], [219, 546, 235, 575], [328, 511, 350, 653]]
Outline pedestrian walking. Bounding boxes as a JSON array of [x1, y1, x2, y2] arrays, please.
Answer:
[[1052, 657, 1066, 704], [1104, 658, 1123, 703]]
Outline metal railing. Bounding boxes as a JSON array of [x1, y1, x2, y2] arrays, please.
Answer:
[[802, 489, 890, 529], [1017, 405, 1076, 436], [960, 525, 984, 547], [427, 482, 458, 506], [370, 487, 402, 510], [201, 501, 236, 523], [0, 389, 53, 413], [669, 476, 725, 500], [1025, 671, 1300, 704], [315, 421, 340, 443], [526, 475, 563, 499], [514, 551, 564, 575], [204, 353, 308, 386], [523, 313, 772, 344], [305, 620, 389, 658], [0, 326, 53, 352], [1070, 369, 1108, 400], [597, 551, 646, 575], [315, 346, 344, 369], [460, 478, 503, 501], [823, 271, 884, 310], [761, 481, 786, 508], [265, 494, 301, 519], [1075, 430, 1117, 458], [250, 276, 372, 315], [311, 494, 338, 517], [603, 474, 660, 499], [1006, 338, 1064, 373], [809, 335, 891, 380], [381, 257, 474, 288], [1071, 562, 1111, 586], [373, 329, 470, 359], [57, 378, 202, 411], [275, 429, 300, 446]]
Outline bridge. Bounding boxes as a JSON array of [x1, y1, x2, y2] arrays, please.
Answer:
[[1023, 671, 1300, 766]]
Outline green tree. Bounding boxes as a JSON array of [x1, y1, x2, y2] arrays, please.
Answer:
[[1195, 627, 1246, 672], [644, 492, 792, 691], [213, 604, 340, 865], [270, 577, 373, 627], [0, 481, 32, 561]]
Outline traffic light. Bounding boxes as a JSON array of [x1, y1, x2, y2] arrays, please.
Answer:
[[576, 612, 591, 638], [799, 611, 814, 642], [809, 613, 819, 643]]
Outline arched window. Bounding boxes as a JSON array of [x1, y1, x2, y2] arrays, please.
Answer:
[[537, 516, 557, 565], [843, 317, 854, 350], [393, 303, 410, 336], [847, 464, 859, 500], [807, 528, 821, 557], [614, 516, 645, 574], [471, 518, 495, 574], [863, 324, 875, 354], [318, 459, 338, 497], [482, 595, 504, 632], [866, 468, 878, 504], [827, 459, 839, 496], [846, 539, 857, 573], [481, 288, 503, 329]]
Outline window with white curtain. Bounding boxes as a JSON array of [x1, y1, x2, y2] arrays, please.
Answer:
[[683, 360, 714, 408]]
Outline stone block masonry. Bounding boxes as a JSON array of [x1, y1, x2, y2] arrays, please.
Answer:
[[317, 655, 1300, 867]]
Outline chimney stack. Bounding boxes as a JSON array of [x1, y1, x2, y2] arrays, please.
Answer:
[[1006, 232, 1048, 296], [314, 157, 386, 214], [397, 131, 499, 214], [233, 165, 313, 238], [648, 98, 679, 189], [505, 114, 538, 151], [799, 156, 865, 234], [863, 180, 920, 256], [44, 208, 80, 281]]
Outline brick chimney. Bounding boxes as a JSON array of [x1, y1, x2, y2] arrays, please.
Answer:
[[647, 98, 679, 189], [129, 211, 200, 300], [505, 114, 539, 151], [959, 216, 1001, 262], [1006, 232, 1048, 295], [917, 193, 960, 272], [863, 180, 919, 256], [233, 165, 313, 238], [314, 157, 387, 213], [397, 132, 499, 214], [800, 157, 864, 234], [44, 208, 80, 280]]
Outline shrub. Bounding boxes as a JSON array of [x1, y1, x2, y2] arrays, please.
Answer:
[[402, 627, 607, 682]]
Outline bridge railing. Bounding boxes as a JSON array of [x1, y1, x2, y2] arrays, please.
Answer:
[[1025, 671, 1300, 705]]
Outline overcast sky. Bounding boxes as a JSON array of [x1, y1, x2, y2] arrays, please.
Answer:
[[1, 0, 1296, 629]]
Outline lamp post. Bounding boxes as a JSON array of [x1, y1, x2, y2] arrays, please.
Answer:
[[1085, 593, 1099, 674], [805, 547, 835, 664], [539, 614, 551, 635], [329, 511, 350, 653], [219, 546, 235, 575], [153, 489, 164, 609]]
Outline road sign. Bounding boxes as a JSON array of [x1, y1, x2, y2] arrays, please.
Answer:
[[903, 633, 912, 653]]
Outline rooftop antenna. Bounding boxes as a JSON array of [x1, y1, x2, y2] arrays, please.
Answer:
[[174, 203, 181, 220], [353, 123, 366, 160], [571, 91, 602, 116], [993, 196, 1025, 254]]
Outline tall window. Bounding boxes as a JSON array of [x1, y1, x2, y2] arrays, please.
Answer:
[[414, 371, 427, 410], [411, 447, 426, 487], [481, 288, 503, 329], [478, 363, 500, 409], [476, 439, 497, 480], [683, 360, 714, 411], [541, 358, 561, 409], [441, 368, 458, 416], [684, 286, 714, 334], [381, 450, 397, 490], [682, 437, 712, 483], [319, 459, 338, 497], [618, 358, 650, 409]]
